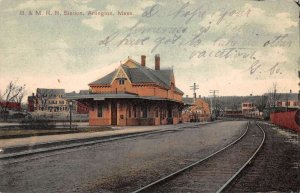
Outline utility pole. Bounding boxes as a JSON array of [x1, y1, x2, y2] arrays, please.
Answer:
[[273, 89, 276, 109], [285, 92, 289, 112], [295, 1, 300, 102], [294, 0, 300, 46], [190, 83, 199, 103], [69, 101, 73, 129], [209, 90, 219, 120]]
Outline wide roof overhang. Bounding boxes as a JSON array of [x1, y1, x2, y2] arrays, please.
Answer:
[[64, 93, 183, 104]]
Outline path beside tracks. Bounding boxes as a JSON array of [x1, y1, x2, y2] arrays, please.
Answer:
[[0, 122, 218, 161]]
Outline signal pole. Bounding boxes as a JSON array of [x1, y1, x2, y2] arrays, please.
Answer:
[[209, 90, 219, 120], [294, 1, 300, 101], [190, 83, 199, 103]]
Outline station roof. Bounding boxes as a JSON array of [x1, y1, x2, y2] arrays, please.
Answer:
[[89, 58, 184, 95], [36, 88, 65, 96]]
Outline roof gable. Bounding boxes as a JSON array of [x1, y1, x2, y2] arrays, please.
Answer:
[[110, 66, 132, 84], [123, 59, 139, 68]]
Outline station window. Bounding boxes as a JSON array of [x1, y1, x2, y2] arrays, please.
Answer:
[[142, 106, 147, 118], [133, 106, 137, 118], [128, 105, 132, 118], [98, 103, 103, 117], [155, 107, 159, 118]]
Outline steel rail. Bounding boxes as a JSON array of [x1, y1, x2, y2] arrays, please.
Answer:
[[216, 121, 266, 193], [132, 121, 250, 193]]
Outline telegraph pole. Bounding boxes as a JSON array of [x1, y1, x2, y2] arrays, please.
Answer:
[[294, 0, 300, 101], [190, 83, 199, 103], [294, 0, 300, 46], [209, 90, 219, 120]]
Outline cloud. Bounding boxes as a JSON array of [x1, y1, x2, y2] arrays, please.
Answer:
[[242, 4, 297, 33], [82, 16, 104, 31], [199, 3, 297, 35], [52, 39, 70, 49]]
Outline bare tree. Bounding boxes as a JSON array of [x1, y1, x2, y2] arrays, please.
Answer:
[[0, 81, 26, 120], [266, 83, 281, 111], [257, 94, 267, 114], [36, 89, 51, 111]]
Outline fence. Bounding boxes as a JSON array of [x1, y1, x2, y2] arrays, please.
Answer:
[[270, 110, 300, 132]]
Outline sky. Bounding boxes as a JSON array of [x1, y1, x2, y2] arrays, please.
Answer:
[[0, 0, 299, 100]]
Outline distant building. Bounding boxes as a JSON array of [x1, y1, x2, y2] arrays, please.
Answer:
[[28, 88, 69, 113], [242, 102, 255, 113], [222, 108, 243, 117], [274, 93, 299, 108], [66, 55, 184, 126], [27, 95, 35, 112], [0, 101, 21, 111], [182, 95, 211, 122], [66, 90, 89, 114], [242, 102, 260, 117], [76, 101, 89, 114], [28, 88, 89, 114]]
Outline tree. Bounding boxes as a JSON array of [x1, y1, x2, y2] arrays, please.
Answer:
[[0, 81, 26, 120], [266, 83, 281, 112], [257, 94, 267, 114], [36, 89, 52, 111]]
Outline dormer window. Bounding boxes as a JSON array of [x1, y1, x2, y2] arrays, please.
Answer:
[[119, 79, 125, 85]]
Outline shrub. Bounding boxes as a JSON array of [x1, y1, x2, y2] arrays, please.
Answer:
[[21, 116, 56, 130]]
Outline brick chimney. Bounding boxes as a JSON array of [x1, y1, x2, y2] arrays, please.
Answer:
[[141, 55, 146, 67], [155, 54, 160, 70]]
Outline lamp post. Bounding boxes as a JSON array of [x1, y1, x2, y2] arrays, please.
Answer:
[[69, 101, 73, 129]]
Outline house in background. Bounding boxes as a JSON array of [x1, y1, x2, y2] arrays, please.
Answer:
[[27, 95, 35, 112], [67, 54, 184, 126], [0, 101, 21, 111], [66, 90, 89, 114], [241, 102, 255, 113], [221, 108, 243, 117], [182, 95, 211, 122], [274, 93, 299, 108], [28, 88, 89, 114], [28, 88, 69, 113], [241, 102, 260, 117]]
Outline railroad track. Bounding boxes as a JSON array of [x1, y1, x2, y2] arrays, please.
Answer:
[[132, 121, 265, 193], [0, 122, 206, 165]]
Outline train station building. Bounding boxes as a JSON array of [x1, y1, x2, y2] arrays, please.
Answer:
[[67, 55, 185, 126]]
